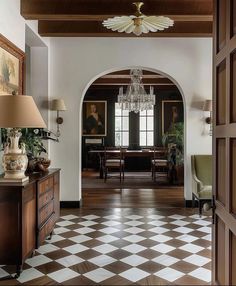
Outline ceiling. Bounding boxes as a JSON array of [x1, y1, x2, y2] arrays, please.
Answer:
[[90, 70, 177, 90], [21, 0, 213, 37]]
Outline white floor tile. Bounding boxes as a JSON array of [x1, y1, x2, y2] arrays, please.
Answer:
[[103, 215, 121, 220], [17, 268, 44, 283], [154, 267, 184, 282], [84, 268, 115, 283], [64, 244, 89, 254], [89, 254, 116, 267], [202, 234, 212, 241], [183, 254, 211, 266], [26, 255, 52, 267], [176, 234, 199, 243], [93, 244, 118, 254], [82, 215, 100, 220], [0, 268, 9, 279], [125, 215, 143, 220], [69, 234, 92, 243], [198, 226, 212, 234], [150, 234, 172, 243], [37, 244, 59, 254], [173, 226, 193, 234], [119, 267, 149, 282], [124, 221, 143, 227], [171, 220, 189, 227], [168, 215, 186, 220], [124, 227, 145, 234], [123, 234, 146, 243], [149, 226, 169, 234], [56, 220, 75, 227], [78, 221, 98, 227], [48, 268, 79, 283], [152, 254, 180, 266], [46, 234, 65, 243], [74, 227, 95, 234], [60, 214, 79, 220], [147, 215, 165, 220], [179, 243, 204, 254], [102, 221, 121, 227], [121, 254, 148, 266], [148, 220, 166, 226], [189, 267, 212, 282], [99, 227, 120, 234], [56, 255, 84, 267], [122, 244, 147, 254], [193, 220, 212, 226], [54, 227, 70, 234], [96, 235, 119, 243], [151, 243, 175, 254]]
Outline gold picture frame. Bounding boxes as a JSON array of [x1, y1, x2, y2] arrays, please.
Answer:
[[82, 101, 107, 136], [162, 100, 184, 135], [0, 34, 25, 95]]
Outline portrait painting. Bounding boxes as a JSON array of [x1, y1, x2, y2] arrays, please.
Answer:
[[0, 34, 24, 95], [162, 100, 184, 134], [83, 101, 107, 136]]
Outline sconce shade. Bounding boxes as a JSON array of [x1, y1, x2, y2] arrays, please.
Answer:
[[203, 99, 212, 112], [0, 95, 46, 128], [51, 99, 67, 111]]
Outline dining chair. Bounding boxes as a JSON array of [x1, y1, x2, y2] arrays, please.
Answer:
[[103, 147, 125, 182], [151, 147, 169, 182]]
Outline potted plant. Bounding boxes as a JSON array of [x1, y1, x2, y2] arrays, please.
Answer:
[[162, 122, 184, 184], [1, 128, 50, 172]]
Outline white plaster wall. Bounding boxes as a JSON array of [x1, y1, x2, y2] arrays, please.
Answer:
[[49, 37, 213, 201]]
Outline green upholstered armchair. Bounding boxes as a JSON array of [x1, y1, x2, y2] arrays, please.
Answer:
[[191, 155, 212, 216]]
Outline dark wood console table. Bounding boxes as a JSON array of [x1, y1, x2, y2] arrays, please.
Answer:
[[0, 169, 60, 278]]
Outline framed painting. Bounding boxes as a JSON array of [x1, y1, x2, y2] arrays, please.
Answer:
[[162, 100, 184, 135], [83, 101, 107, 136], [0, 34, 24, 95]]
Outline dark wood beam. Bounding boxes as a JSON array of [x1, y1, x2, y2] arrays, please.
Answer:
[[89, 84, 178, 90], [21, 0, 213, 21], [93, 78, 174, 85], [38, 20, 212, 37]]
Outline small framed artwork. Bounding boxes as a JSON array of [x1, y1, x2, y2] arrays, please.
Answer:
[[162, 100, 184, 135], [0, 34, 24, 95], [83, 101, 107, 136]]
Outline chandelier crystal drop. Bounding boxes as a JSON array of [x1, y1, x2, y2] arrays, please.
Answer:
[[102, 2, 174, 36], [117, 69, 156, 113]]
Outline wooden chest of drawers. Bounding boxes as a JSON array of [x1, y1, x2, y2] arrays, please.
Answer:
[[0, 169, 60, 277]]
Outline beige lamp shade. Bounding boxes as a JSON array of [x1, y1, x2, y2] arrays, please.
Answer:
[[203, 99, 212, 112], [51, 99, 67, 111], [0, 95, 46, 128]]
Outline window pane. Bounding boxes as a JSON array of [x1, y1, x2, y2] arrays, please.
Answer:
[[140, 131, 146, 146], [140, 117, 146, 130], [147, 109, 154, 116], [115, 103, 122, 116], [147, 117, 154, 130], [122, 132, 129, 146], [140, 110, 146, 116], [115, 132, 121, 146], [123, 110, 129, 116], [115, 117, 121, 131], [147, 131, 154, 146], [123, 117, 129, 131]]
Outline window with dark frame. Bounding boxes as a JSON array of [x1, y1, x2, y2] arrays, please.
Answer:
[[139, 108, 154, 147], [115, 103, 129, 146]]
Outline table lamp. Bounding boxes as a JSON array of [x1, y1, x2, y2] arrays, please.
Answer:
[[0, 94, 46, 181]]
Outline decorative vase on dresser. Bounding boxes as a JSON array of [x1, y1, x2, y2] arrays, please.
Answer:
[[0, 169, 60, 278]]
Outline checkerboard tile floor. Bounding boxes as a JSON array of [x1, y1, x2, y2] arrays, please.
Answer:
[[0, 209, 212, 285]]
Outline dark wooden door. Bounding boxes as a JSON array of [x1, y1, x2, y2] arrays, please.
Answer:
[[213, 1, 236, 284]]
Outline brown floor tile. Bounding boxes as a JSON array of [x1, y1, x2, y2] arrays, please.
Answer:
[[167, 248, 191, 259], [76, 249, 101, 260], [175, 274, 211, 285], [104, 261, 132, 274], [137, 274, 172, 285], [137, 261, 165, 273], [35, 261, 64, 275], [108, 249, 131, 259], [171, 260, 198, 274], [45, 249, 71, 260], [63, 275, 95, 285], [70, 261, 98, 274], [138, 249, 161, 259]]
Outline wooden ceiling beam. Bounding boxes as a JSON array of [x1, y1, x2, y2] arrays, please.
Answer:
[[21, 0, 213, 20], [38, 20, 212, 37], [93, 78, 173, 85]]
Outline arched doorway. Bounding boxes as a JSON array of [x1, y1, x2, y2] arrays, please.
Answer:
[[80, 67, 186, 208]]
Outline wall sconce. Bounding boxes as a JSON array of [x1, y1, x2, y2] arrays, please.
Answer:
[[203, 99, 212, 135], [51, 99, 67, 137]]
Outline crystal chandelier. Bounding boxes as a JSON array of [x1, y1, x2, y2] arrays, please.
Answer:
[[117, 69, 156, 113]]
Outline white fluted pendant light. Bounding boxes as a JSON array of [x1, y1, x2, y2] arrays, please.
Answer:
[[102, 2, 174, 36]]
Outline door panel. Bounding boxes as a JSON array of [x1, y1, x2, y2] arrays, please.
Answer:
[[213, 1, 236, 285]]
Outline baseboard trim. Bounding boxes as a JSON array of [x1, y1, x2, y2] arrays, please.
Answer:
[[60, 201, 81, 208], [185, 200, 198, 208]]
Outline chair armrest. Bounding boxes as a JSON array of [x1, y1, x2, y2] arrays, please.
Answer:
[[192, 173, 203, 191]]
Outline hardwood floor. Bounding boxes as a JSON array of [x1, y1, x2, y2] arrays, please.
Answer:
[[82, 188, 185, 208], [82, 171, 184, 208]]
